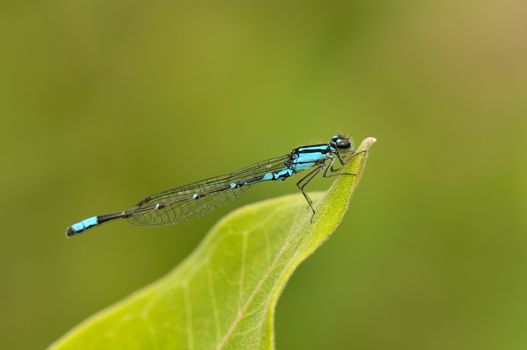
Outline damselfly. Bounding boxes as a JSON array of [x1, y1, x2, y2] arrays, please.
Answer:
[[66, 134, 363, 237]]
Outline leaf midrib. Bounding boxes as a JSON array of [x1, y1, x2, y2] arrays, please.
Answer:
[[216, 190, 338, 350]]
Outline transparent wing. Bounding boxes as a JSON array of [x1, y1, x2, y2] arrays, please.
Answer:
[[127, 155, 290, 226]]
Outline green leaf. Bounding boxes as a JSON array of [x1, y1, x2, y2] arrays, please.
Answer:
[[50, 137, 377, 350]]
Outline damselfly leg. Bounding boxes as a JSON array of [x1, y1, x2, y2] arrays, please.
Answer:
[[326, 150, 368, 176], [296, 165, 324, 222]]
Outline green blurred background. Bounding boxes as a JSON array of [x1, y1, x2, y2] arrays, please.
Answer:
[[1, 0, 526, 349]]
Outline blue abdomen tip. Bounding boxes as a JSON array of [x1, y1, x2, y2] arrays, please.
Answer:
[[66, 216, 98, 237]]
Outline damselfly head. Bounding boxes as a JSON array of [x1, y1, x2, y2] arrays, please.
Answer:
[[330, 134, 354, 152]]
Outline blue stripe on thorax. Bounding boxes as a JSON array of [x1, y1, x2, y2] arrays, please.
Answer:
[[297, 144, 331, 153], [259, 143, 336, 181], [71, 216, 98, 233], [295, 152, 326, 164], [291, 150, 329, 171]]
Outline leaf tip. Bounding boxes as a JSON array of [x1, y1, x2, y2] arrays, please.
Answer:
[[359, 136, 377, 150]]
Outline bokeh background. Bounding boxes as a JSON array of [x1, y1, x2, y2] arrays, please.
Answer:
[[1, 0, 526, 349]]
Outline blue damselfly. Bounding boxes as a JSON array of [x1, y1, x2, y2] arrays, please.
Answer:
[[66, 134, 363, 237]]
